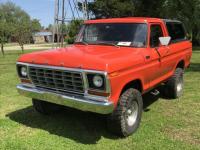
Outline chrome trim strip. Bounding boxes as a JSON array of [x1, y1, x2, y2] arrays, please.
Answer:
[[17, 62, 111, 97], [17, 84, 114, 114]]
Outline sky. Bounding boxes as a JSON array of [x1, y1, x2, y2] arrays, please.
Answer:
[[0, 0, 82, 27]]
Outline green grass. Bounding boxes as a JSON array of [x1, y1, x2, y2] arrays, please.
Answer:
[[0, 50, 200, 150]]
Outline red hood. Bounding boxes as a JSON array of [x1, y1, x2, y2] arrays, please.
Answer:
[[18, 45, 144, 73]]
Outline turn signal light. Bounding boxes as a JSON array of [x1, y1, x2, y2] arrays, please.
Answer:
[[21, 79, 32, 84], [88, 90, 110, 97]]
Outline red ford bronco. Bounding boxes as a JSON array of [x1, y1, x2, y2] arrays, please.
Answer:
[[16, 18, 192, 136]]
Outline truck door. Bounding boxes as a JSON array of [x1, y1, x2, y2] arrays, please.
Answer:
[[147, 23, 169, 87]]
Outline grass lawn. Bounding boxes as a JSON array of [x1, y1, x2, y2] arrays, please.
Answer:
[[0, 50, 200, 150]]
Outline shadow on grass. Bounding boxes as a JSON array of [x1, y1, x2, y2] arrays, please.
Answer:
[[187, 63, 200, 72], [193, 47, 200, 51], [143, 92, 160, 112], [6, 91, 162, 144], [6, 106, 119, 144]]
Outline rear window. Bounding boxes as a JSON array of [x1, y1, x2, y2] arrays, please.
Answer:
[[166, 22, 186, 42]]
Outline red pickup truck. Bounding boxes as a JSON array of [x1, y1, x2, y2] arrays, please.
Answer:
[[16, 17, 192, 137]]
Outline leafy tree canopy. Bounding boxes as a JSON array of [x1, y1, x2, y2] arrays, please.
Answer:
[[66, 19, 83, 44], [162, 0, 200, 45], [87, 0, 135, 18], [31, 19, 42, 33], [84, 0, 200, 45], [0, 2, 42, 54], [0, 2, 19, 54]]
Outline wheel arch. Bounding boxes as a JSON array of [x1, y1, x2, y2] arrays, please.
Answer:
[[176, 59, 185, 69], [120, 79, 143, 95]]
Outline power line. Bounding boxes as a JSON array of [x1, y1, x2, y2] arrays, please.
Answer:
[[72, 0, 80, 18], [69, 0, 75, 19], [52, 0, 89, 48]]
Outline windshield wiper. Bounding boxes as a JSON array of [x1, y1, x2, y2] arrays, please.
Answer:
[[94, 42, 120, 48], [75, 41, 88, 45]]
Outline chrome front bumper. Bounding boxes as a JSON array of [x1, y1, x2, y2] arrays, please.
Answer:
[[17, 84, 114, 114]]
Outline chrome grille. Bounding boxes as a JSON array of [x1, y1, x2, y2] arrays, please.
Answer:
[[28, 66, 84, 94]]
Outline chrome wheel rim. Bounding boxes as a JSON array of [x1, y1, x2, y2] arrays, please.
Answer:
[[177, 83, 183, 92], [177, 77, 183, 93], [126, 101, 138, 126]]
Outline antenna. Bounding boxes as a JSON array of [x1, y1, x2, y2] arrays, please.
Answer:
[[52, 0, 89, 48]]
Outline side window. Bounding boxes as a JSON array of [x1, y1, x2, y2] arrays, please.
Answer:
[[166, 22, 186, 42], [150, 25, 163, 47]]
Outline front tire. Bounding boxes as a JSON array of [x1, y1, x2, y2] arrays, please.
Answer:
[[107, 88, 143, 137], [164, 68, 184, 99], [32, 99, 62, 115]]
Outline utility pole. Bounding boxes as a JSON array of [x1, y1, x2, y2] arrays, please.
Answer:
[[61, 0, 65, 47], [85, 0, 89, 20], [52, 0, 89, 48], [82, 0, 89, 20], [52, 0, 58, 48]]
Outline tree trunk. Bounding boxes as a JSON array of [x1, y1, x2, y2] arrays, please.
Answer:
[[1, 43, 4, 56], [20, 44, 24, 53]]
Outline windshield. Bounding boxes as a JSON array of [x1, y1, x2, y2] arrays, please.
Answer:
[[75, 23, 147, 48]]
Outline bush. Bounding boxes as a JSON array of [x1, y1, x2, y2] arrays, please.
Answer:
[[65, 37, 75, 44], [66, 19, 83, 44]]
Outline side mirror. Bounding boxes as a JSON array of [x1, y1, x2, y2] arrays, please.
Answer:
[[159, 36, 171, 46]]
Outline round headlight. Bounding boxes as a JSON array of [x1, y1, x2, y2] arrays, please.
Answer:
[[21, 66, 27, 77], [93, 75, 103, 87]]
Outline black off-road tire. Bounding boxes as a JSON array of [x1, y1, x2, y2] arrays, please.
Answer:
[[32, 99, 62, 115], [107, 88, 143, 137], [164, 68, 184, 99]]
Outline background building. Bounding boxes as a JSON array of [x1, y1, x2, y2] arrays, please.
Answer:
[[33, 31, 53, 43]]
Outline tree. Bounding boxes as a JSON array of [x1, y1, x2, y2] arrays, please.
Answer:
[[9, 3, 35, 52], [0, 2, 42, 54], [31, 19, 42, 33], [79, 0, 166, 19], [85, 0, 200, 46], [0, 2, 16, 55], [133, 0, 165, 17], [13, 12, 32, 52], [162, 0, 200, 45], [0, 11, 7, 55], [85, 0, 166, 18], [66, 20, 83, 44], [46, 24, 54, 32], [84, 0, 135, 19]]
